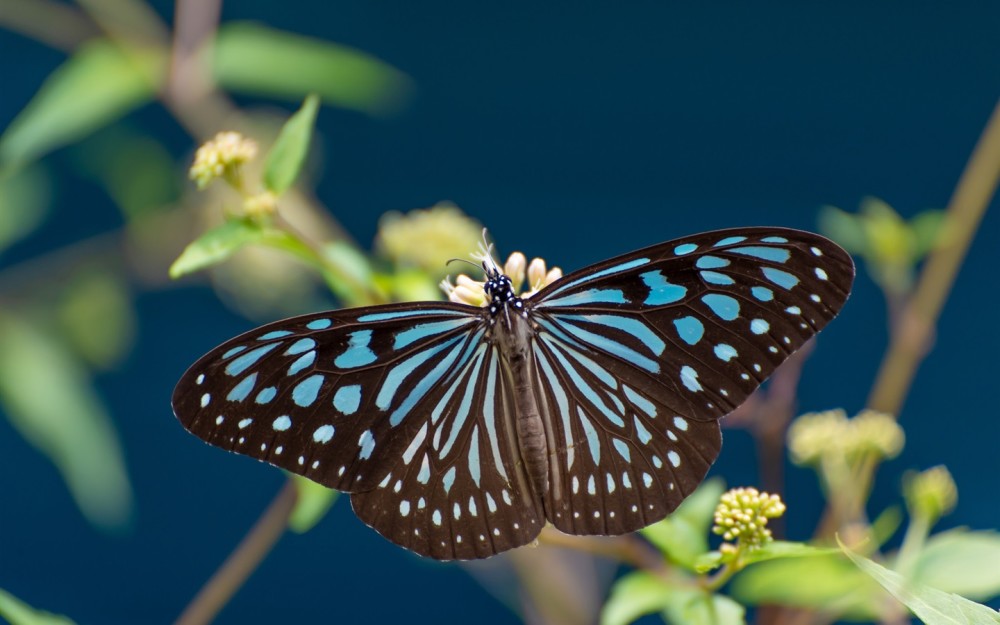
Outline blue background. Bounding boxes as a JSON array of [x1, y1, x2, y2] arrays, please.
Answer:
[[3, 2, 999, 623]]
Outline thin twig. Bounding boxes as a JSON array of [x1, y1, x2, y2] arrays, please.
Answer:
[[0, 0, 98, 51], [815, 97, 1000, 539], [174, 479, 298, 625]]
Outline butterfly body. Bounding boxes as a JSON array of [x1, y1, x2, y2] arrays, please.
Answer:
[[173, 227, 854, 560]]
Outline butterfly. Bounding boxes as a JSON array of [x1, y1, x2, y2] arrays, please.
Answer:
[[173, 227, 854, 560]]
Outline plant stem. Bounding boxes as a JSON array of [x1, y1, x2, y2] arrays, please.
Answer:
[[174, 479, 298, 625], [816, 97, 1000, 538]]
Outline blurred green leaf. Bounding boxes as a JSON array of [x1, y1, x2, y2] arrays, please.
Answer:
[[323, 240, 374, 288], [602, 573, 743, 625], [57, 268, 135, 370], [818, 205, 867, 254], [0, 39, 163, 166], [264, 95, 319, 195], [0, 313, 133, 530], [730, 554, 881, 620], [288, 475, 339, 534], [73, 127, 179, 220], [841, 539, 1000, 625], [0, 165, 51, 255], [910, 209, 947, 257], [601, 571, 675, 625], [0, 588, 77, 625], [170, 219, 319, 279], [213, 23, 412, 116], [641, 477, 724, 569], [914, 530, 1000, 601], [694, 542, 837, 574], [661, 590, 745, 625], [870, 505, 904, 547]]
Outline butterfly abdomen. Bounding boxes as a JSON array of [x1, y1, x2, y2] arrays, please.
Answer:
[[498, 309, 551, 499]]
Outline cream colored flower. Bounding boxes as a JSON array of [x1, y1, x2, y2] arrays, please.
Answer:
[[443, 248, 562, 306], [189, 131, 258, 190]]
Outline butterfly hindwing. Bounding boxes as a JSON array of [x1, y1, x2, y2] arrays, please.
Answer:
[[351, 344, 544, 560]]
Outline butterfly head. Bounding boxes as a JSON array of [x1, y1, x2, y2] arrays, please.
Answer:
[[483, 272, 525, 319]]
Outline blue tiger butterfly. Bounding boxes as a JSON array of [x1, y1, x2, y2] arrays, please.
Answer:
[[173, 227, 853, 560]]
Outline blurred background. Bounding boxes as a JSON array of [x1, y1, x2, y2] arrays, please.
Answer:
[[1, 2, 999, 624]]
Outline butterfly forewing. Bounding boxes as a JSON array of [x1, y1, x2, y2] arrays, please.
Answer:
[[173, 303, 488, 492], [529, 227, 853, 530]]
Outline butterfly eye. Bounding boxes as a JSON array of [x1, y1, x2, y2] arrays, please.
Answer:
[[174, 227, 853, 560]]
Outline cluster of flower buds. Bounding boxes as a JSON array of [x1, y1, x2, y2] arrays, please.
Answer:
[[788, 408, 904, 466], [189, 131, 258, 190], [712, 487, 786, 554]]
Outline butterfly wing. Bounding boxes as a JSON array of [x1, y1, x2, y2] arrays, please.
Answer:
[[528, 227, 854, 534], [172, 302, 544, 559]]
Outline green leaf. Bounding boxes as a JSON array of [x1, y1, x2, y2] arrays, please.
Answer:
[[661, 590, 745, 625], [601, 570, 676, 625], [729, 554, 881, 619], [0, 314, 133, 530], [263, 95, 319, 195], [914, 530, 1000, 601], [169, 219, 320, 278], [0, 39, 163, 166], [0, 164, 51, 255], [288, 475, 339, 533], [641, 477, 725, 569], [601, 572, 744, 625], [213, 23, 413, 116], [818, 205, 867, 254], [56, 268, 135, 370], [0, 588, 77, 625], [840, 538, 1000, 625], [870, 505, 904, 547], [694, 542, 837, 574], [910, 209, 947, 257]]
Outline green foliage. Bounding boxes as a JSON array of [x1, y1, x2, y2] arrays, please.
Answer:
[[914, 530, 1000, 601], [695, 541, 838, 575], [841, 539, 1000, 625], [213, 23, 413, 116], [288, 475, 339, 534], [602, 572, 745, 625], [170, 218, 316, 279], [263, 94, 320, 195], [0, 39, 162, 167], [0, 313, 133, 530], [729, 554, 882, 619], [820, 197, 947, 296], [641, 477, 724, 570], [0, 165, 51, 254], [0, 589, 77, 625]]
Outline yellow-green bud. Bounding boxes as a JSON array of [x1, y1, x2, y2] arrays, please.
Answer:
[[903, 465, 957, 522], [712, 487, 785, 551], [787, 409, 849, 465]]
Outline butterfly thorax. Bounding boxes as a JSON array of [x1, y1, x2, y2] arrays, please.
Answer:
[[482, 270, 551, 503], [483, 273, 527, 324]]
